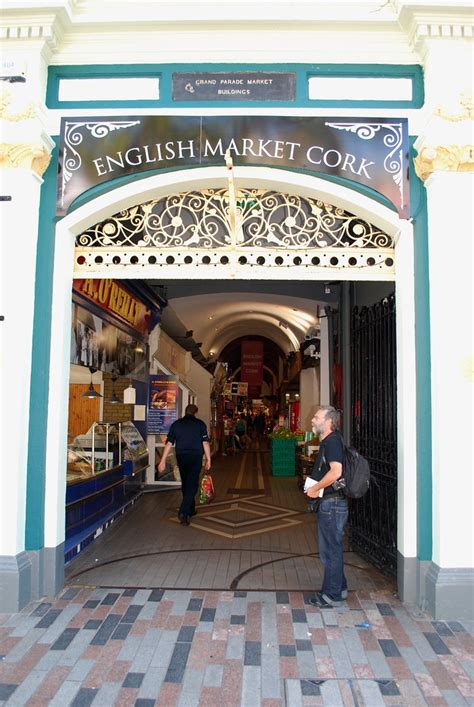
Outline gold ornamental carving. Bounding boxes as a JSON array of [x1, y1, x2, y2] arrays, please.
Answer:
[[0, 143, 51, 177], [0, 86, 52, 175], [414, 145, 474, 182], [414, 92, 474, 181], [434, 92, 474, 123], [0, 84, 36, 122]]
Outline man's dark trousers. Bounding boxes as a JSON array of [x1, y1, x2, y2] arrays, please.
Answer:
[[317, 495, 348, 600], [177, 452, 202, 518]]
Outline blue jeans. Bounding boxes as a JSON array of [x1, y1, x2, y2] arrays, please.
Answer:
[[317, 495, 348, 601]]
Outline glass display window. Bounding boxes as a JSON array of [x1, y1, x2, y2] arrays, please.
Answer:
[[67, 421, 148, 484]]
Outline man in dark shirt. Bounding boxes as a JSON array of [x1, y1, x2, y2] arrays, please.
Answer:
[[305, 405, 348, 608], [158, 404, 211, 525]]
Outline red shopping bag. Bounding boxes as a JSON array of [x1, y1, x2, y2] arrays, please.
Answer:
[[199, 474, 216, 504]]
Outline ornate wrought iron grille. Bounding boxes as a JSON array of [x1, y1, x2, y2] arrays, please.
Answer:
[[349, 294, 397, 575], [74, 188, 395, 275], [77, 189, 393, 250]]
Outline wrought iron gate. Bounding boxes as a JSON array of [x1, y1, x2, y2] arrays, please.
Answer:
[[349, 294, 397, 575]]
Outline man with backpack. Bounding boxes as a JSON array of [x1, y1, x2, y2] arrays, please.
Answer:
[[305, 405, 348, 608]]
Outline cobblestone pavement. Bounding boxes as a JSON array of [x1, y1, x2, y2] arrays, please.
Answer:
[[1, 586, 473, 706]]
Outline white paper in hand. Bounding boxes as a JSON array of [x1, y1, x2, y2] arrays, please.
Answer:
[[304, 477, 324, 497]]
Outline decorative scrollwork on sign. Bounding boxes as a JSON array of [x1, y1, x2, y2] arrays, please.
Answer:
[[61, 120, 140, 209], [325, 122, 405, 211], [77, 188, 393, 250]]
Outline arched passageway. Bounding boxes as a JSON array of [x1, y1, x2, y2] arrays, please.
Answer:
[[48, 167, 415, 601]]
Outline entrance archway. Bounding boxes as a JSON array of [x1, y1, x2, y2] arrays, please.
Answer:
[[45, 167, 417, 600]]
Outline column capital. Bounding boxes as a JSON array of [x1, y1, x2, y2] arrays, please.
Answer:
[[414, 92, 474, 182], [0, 83, 54, 177], [0, 142, 51, 177]]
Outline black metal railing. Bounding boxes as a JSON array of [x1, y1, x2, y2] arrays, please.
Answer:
[[349, 294, 397, 574]]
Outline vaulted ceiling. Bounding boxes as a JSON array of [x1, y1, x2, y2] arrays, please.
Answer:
[[146, 279, 340, 374]]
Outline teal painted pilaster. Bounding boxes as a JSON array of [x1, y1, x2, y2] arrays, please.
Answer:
[[410, 138, 432, 561], [25, 139, 60, 550]]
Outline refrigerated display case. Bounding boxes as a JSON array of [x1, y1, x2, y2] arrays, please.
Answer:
[[65, 421, 149, 562]]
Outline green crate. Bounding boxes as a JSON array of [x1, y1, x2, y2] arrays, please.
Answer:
[[271, 439, 295, 454], [271, 439, 296, 476], [271, 463, 296, 477], [271, 452, 295, 461]]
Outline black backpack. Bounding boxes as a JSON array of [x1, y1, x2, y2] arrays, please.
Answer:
[[339, 445, 371, 499], [320, 438, 371, 499]]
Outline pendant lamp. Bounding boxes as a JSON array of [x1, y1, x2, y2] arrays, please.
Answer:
[[82, 366, 103, 399], [108, 373, 121, 404]]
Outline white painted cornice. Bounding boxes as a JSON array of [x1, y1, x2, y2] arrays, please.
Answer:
[[395, 2, 474, 59], [52, 26, 418, 66], [60, 1, 400, 26], [2, 1, 471, 66], [0, 11, 70, 59]]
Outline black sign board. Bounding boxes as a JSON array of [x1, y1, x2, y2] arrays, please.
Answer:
[[58, 115, 410, 218], [172, 72, 296, 102]]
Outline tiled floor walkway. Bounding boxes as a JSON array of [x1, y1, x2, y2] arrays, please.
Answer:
[[1, 586, 473, 705], [1, 445, 473, 704], [65, 443, 394, 594]]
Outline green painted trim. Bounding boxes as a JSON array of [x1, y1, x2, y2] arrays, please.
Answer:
[[306, 64, 424, 108], [410, 137, 432, 561], [47, 62, 423, 109], [25, 139, 60, 550], [46, 65, 163, 109], [67, 163, 396, 216]]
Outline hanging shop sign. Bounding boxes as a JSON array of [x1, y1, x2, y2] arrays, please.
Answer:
[[148, 375, 179, 434], [172, 72, 296, 102], [241, 340, 264, 398], [58, 115, 410, 218], [224, 381, 249, 397], [73, 279, 152, 335]]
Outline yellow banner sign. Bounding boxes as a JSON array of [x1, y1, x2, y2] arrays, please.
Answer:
[[73, 279, 151, 334]]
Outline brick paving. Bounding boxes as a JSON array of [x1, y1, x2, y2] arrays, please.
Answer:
[[3, 446, 472, 704], [1, 587, 473, 705]]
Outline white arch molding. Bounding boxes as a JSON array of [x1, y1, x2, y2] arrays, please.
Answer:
[[44, 166, 418, 602]]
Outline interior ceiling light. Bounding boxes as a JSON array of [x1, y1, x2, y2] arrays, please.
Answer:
[[82, 366, 103, 399], [108, 373, 121, 404]]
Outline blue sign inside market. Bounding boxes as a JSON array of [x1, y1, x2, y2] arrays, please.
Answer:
[[57, 115, 410, 218], [147, 375, 179, 434]]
